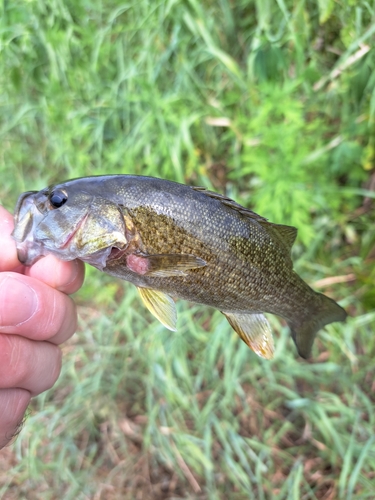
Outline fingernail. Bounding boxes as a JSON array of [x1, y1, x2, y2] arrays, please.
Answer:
[[0, 276, 38, 327]]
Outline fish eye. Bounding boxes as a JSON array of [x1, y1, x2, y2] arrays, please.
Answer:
[[49, 189, 68, 208]]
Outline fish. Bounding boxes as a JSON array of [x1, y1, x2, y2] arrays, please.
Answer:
[[12, 175, 347, 359]]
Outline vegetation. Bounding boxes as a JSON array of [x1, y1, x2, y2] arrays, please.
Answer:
[[1, 0, 374, 498]]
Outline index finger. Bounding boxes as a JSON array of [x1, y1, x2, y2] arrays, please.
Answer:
[[25, 255, 85, 295], [0, 206, 23, 272]]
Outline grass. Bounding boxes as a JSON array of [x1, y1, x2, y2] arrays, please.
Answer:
[[1, 0, 375, 498]]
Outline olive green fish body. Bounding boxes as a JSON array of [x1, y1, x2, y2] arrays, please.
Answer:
[[12, 175, 347, 359], [105, 204, 298, 314]]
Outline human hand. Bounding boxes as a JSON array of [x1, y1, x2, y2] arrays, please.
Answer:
[[0, 205, 85, 449]]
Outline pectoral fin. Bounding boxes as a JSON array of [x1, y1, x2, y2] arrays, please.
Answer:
[[223, 312, 275, 359], [137, 287, 177, 331], [144, 254, 206, 277]]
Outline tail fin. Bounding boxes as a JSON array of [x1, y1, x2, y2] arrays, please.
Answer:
[[289, 293, 347, 359]]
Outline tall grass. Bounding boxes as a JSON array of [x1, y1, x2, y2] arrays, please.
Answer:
[[1, 1, 374, 498]]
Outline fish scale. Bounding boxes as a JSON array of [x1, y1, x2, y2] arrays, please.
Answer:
[[12, 175, 347, 360]]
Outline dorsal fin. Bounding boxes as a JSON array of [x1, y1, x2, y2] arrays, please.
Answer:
[[262, 222, 297, 252], [192, 186, 297, 253], [192, 186, 268, 222]]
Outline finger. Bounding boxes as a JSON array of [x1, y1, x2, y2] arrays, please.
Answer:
[[25, 255, 85, 294], [0, 388, 31, 449], [0, 206, 25, 273], [0, 334, 62, 396], [0, 273, 77, 344]]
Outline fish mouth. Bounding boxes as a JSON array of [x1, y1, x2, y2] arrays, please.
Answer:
[[16, 245, 43, 266], [16, 237, 50, 266], [14, 209, 90, 266]]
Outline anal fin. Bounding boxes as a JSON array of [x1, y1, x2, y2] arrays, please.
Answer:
[[223, 312, 275, 360], [138, 287, 177, 331]]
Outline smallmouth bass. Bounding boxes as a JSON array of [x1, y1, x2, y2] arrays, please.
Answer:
[[12, 175, 347, 359]]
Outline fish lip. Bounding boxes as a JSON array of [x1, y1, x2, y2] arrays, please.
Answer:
[[13, 191, 39, 225], [15, 236, 49, 266], [16, 247, 45, 265]]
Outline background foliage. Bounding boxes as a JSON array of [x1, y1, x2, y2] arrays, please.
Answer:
[[0, 0, 374, 499]]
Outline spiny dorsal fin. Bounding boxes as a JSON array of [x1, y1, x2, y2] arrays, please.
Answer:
[[193, 186, 297, 253], [192, 187, 268, 222]]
